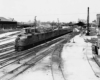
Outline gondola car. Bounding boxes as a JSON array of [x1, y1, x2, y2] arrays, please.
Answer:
[[15, 27, 73, 51]]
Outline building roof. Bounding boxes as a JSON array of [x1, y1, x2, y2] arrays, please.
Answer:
[[0, 17, 10, 21], [0, 17, 16, 22], [0, 17, 17, 24]]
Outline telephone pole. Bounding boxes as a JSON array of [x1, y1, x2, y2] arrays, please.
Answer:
[[34, 16, 37, 32], [57, 18, 59, 29], [57, 18, 61, 30]]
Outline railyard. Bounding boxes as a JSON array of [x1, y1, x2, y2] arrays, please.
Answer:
[[0, 29, 78, 80], [0, 27, 100, 80], [0, 0, 100, 80]]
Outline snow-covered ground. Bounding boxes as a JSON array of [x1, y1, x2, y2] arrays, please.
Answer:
[[3, 33, 99, 80], [0, 31, 20, 38], [0, 37, 16, 45], [62, 34, 100, 80], [0, 31, 20, 45]]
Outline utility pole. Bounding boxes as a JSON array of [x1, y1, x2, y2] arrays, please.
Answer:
[[57, 18, 61, 30], [34, 16, 37, 32], [86, 7, 90, 35]]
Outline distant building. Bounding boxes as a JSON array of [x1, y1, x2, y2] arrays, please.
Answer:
[[0, 17, 17, 29], [91, 20, 97, 27], [97, 14, 100, 27]]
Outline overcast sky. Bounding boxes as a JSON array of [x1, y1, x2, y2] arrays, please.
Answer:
[[0, 0, 99, 22]]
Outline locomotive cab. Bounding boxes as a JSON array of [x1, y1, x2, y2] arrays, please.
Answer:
[[15, 27, 36, 51], [15, 34, 22, 51]]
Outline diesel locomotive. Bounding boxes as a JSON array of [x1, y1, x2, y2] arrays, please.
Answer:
[[15, 26, 73, 51]]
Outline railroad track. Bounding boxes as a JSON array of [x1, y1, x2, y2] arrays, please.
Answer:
[[0, 32, 78, 66], [50, 32, 80, 80], [0, 39, 62, 65], [0, 46, 14, 53], [0, 32, 72, 62], [0, 42, 14, 49], [0, 34, 69, 69], [0, 32, 79, 80], [84, 38, 100, 78], [0, 36, 16, 43], [0, 46, 14, 51], [0, 50, 15, 61], [51, 44, 66, 80], [0, 32, 20, 41], [0, 37, 66, 80]]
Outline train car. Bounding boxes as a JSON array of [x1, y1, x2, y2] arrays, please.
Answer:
[[15, 27, 73, 51]]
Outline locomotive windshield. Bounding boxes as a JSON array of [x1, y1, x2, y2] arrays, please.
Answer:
[[22, 27, 38, 34], [25, 29, 31, 33]]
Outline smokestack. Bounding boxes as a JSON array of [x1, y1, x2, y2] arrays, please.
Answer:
[[86, 7, 90, 35], [87, 7, 89, 27]]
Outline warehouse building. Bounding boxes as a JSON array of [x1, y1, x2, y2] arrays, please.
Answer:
[[0, 17, 17, 29]]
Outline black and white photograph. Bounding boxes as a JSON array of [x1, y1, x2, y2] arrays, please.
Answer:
[[0, 0, 100, 80]]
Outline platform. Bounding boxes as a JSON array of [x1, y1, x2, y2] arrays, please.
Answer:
[[61, 34, 100, 80]]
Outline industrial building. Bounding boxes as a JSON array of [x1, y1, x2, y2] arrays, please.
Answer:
[[97, 14, 100, 27], [0, 17, 17, 29]]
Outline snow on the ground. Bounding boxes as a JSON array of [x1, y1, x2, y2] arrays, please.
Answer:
[[61, 34, 99, 80], [0, 31, 20, 38], [14, 71, 52, 80], [0, 38, 15, 45], [14, 34, 99, 80], [10, 43, 63, 80], [0, 31, 19, 45], [86, 42, 100, 77], [0, 35, 17, 41], [14, 55, 53, 80], [0, 34, 99, 80]]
